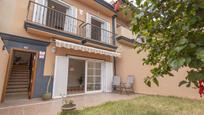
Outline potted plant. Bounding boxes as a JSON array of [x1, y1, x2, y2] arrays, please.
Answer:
[[78, 75, 83, 88], [42, 76, 52, 100], [61, 97, 76, 111]]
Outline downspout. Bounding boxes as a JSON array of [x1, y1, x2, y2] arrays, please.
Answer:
[[112, 14, 117, 76]]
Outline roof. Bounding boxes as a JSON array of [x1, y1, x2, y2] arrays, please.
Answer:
[[95, 0, 116, 13]]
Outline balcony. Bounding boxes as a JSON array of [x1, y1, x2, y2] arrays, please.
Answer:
[[116, 25, 136, 46], [25, 1, 116, 50], [117, 26, 134, 39]]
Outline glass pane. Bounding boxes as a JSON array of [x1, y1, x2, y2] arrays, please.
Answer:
[[95, 77, 101, 83], [88, 62, 94, 68], [88, 69, 94, 75], [95, 84, 101, 90], [87, 77, 94, 83], [87, 84, 94, 91], [95, 69, 101, 75], [96, 63, 101, 68], [87, 61, 102, 92]]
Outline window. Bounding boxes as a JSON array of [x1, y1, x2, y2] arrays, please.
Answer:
[[86, 13, 110, 44], [91, 18, 102, 41]]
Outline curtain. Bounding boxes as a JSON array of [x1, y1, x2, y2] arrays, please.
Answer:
[[32, 0, 47, 25], [101, 22, 110, 44], [86, 13, 91, 38], [64, 6, 77, 34]]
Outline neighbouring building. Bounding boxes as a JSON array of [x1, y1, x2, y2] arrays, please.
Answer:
[[0, 0, 200, 103], [115, 4, 200, 99]]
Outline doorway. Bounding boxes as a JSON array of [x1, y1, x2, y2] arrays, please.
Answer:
[[91, 18, 102, 41], [67, 59, 85, 95], [46, 0, 67, 30], [3, 49, 38, 101], [53, 56, 104, 98]]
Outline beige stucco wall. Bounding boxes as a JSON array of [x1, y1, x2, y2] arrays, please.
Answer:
[[0, 39, 9, 102], [0, 0, 113, 40], [0, 0, 114, 76], [44, 44, 112, 76], [116, 42, 201, 99]]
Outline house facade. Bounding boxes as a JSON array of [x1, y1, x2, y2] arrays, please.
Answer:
[[0, 0, 120, 102], [115, 9, 201, 99], [0, 0, 200, 103]]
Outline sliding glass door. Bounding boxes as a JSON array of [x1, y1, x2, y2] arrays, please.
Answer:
[[86, 61, 102, 92]]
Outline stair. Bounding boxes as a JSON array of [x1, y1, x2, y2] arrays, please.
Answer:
[[6, 65, 30, 98]]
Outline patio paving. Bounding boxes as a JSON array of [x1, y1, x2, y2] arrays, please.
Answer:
[[0, 93, 140, 115]]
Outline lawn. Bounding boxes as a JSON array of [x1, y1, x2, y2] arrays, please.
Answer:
[[61, 95, 204, 115]]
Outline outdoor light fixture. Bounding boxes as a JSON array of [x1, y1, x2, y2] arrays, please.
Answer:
[[69, 67, 75, 72], [50, 39, 56, 53], [2, 45, 6, 51], [51, 46, 56, 53]]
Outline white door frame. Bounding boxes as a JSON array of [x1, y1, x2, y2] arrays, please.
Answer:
[[67, 56, 104, 96], [85, 60, 103, 94]]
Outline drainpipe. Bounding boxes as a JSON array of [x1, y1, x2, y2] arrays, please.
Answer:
[[112, 14, 117, 76]]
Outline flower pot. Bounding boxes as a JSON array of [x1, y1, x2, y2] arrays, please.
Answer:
[[61, 104, 76, 111], [42, 92, 52, 101]]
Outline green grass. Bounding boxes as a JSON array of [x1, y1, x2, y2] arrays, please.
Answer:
[[60, 95, 204, 115]]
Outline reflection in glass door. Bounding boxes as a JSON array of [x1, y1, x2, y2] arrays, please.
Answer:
[[87, 61, 102, 92]]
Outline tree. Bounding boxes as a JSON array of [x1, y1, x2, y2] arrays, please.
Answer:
[[121, 0, 204, 89]]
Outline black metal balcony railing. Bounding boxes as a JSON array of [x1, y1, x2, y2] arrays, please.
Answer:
[[26, 1, 114, 45]]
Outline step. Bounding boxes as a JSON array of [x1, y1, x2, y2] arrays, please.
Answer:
[[10, 73, 30, 76], [8, 81, 29, 85], [13, 64, 28, 67], [7, 84, 29, 89], [11, 73, 30, 76], [11, 71, 30, 74], [9, 79, 29, 82], [10, 73, 30, 75], [9, 76, 30, 79], [6, 92, 28, 96], [12, 67, 29, 70], [10, 75, 30, 77], [11, 70, 30, 73], [12, 68, 29, 71], [6, 88, 28, 93]]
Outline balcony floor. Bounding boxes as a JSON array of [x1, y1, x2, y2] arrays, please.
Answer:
[[0, 93, 140, 115]]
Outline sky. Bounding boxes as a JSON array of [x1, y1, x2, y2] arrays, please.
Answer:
[[105, 0, 117, 3]]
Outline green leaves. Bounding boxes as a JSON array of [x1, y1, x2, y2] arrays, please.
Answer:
[[187, 70, 204, 81], [122, 0, 204, 88], [136, 0, 141, 6], [153, 77, 159, 86], [178, 80, 188, 87], [196, 49, 204, 62], [144, 78, 151, 87], [144, 77, 159, 87], [169, 58, 185, 70]]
